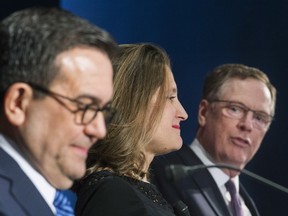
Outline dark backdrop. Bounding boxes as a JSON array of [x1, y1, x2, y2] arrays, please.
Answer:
[[61, 1, 288, 215], [1, 0, 287, 215], [0, 0, 59, 20]]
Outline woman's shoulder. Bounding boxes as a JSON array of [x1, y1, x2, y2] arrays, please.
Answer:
[[83, 170, 119, 185], [76, 170, 143, 202], [75, 170, 149, 215], [75, 170, 176, 216], [78, 170, 134, 194]]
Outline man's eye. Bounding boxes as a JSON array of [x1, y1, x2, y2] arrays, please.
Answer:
[[255, 115, 263, 123], [254, 114, 268, 123], [75, 102, 95, 111], [228, 105, 242, 113]]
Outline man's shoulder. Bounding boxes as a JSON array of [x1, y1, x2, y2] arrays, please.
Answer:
[[0, 147, 23, 178], [0, 148, 15, 177], [0, 160, 53, 216]]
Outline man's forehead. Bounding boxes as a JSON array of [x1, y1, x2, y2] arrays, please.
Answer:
[[219, 78, 273, 114], [52, 47, 113, 105]]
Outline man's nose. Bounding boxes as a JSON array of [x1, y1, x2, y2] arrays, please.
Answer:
[[238, 111, 254, 131], [84, 112, 107, 143]]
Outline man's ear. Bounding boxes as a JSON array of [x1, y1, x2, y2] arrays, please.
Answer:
[[198, 99, 209, 127], [4, 83, 33, 126]]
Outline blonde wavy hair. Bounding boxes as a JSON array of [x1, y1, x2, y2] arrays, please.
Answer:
[[87, 43, 171, 180]]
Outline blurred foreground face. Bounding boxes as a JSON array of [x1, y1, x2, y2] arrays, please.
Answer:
[[146, 67, 188, 156], [25, 47, 113, 188], [198, 78, 273, 170]]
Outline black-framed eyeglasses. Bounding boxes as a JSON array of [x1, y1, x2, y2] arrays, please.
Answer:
[[209, 99, 274, 130], [28, 82, 116, 126]]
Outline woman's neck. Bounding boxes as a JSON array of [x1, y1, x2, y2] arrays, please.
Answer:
[[142, 152, 155, 182]]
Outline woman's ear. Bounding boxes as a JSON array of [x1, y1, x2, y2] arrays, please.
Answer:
[[198, 99, 209, 127], [4, 83, 33, 126]]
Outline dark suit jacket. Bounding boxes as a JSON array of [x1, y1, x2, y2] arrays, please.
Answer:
[[0, 148, 55, 216], [151, 144, 260, 216]]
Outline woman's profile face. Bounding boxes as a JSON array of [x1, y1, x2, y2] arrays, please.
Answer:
[[145, 67, 188, 157]]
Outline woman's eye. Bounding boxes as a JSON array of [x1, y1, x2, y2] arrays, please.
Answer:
[[168, 96, 176, 101]]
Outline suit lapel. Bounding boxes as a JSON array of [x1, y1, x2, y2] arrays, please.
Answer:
[[0, 148, 54, 216], [176, 145, 232, 216]]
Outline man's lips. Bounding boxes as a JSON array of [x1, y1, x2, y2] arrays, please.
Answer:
[[71, 145, 89, 157], [231, 137, 251, 147]]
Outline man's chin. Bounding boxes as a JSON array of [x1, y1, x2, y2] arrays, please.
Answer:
[[71, 168, 86, 180]]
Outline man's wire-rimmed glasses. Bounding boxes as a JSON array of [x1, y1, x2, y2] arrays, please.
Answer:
[[209, 99, 273, 130], [28, 82, 116, 126]]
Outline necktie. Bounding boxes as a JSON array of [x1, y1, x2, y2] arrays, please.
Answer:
[[53, 190, 75, 216], [225, 180, 243, 216]]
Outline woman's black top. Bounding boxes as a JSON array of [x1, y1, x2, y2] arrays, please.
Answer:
[[75, 170, 176, 216]]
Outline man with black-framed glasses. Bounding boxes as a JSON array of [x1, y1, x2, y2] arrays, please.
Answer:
[[0, 7, 117, 216], [152, 64, 276, 216], [27, 82, 116, 127]]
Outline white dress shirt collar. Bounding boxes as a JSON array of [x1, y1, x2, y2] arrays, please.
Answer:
[[190, 138, 231, 188]]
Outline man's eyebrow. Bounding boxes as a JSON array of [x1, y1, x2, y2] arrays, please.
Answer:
[[75, 94, 101, 104]]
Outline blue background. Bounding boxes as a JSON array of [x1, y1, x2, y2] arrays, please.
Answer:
[[61, 1, 288, 215], [1, 0, 287, 215]]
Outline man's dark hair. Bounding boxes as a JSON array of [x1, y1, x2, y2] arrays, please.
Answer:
[[0, 7, 117, 98]]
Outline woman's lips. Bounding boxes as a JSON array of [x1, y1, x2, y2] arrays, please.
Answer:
[[172, 125, 180, 129]]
